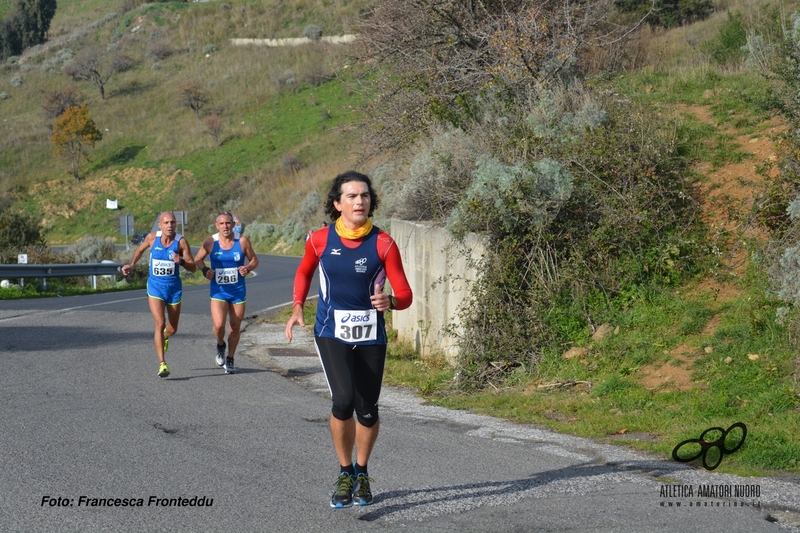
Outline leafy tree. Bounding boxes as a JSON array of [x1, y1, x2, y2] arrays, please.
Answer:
[[16, 0, 56, 49], [178, 82, 210, 121], [614, 0, 713, 28], [0, 9, 24, 60], [63, 46, 134, 100], [0, 209, 45, 250], [0, 0, 56, 60], [51, 104, 103, 181]]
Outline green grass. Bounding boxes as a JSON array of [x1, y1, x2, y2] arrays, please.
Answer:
[[0, 277, 145, 299], [380, 266, 800, 477]]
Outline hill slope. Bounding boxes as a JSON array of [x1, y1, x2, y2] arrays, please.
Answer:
[[0, 0, 372, 244]]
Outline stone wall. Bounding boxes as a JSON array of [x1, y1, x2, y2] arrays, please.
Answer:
[[389, 220, 484, 362]]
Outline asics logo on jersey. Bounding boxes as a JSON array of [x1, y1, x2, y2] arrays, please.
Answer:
[[340, 312, 372, 323], [330, 249, 341, 255]]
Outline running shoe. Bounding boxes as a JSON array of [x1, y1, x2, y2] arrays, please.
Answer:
[[216, 342, 226, 367], [158, 361, 170, 378], [163, 329, 169, 355], [330, 472, 355, 508], [224, 357, 236, 374], [352, 473, 373, 506]]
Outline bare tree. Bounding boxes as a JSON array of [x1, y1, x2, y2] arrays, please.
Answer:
[[177, 82, 210, 121], [63, 46, 134, 100], [353, 0, 648, 152], [203, 112, 222, 146], [42, 87, 85, 120]]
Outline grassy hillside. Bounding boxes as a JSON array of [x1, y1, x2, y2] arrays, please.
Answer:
[[371, 0, 800, 478], [0, 0, 371, 244], [3, 0, 800, 480]]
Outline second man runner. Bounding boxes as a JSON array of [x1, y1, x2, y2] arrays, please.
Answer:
[[194, 212, 259, 374]]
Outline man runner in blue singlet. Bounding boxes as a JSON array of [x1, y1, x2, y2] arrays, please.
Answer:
[[194, 212, 259, 374], [122, 211, 197, 377]]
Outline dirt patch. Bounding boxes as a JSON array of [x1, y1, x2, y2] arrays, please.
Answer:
[[640, 343, 698, 392], [637, 106, 782, 392], [676, 105, 783, 278], [29, 167, 192, 230]]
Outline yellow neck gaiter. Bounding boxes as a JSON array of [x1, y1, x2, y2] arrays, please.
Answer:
[[335, 217, 373, 240]]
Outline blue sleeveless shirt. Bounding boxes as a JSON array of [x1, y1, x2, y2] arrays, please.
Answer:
[[209, 232, 246, 302], [148, 231, 182, 288]]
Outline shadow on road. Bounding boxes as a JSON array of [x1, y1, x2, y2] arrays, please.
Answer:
[[357, 460, 685, 522]]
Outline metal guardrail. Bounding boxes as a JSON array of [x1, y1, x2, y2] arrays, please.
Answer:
[[0, 263, 123, 278], [0, 263, 124, 290]]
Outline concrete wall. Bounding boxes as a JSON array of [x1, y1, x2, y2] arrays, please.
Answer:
[[389, 220, 484, 362]]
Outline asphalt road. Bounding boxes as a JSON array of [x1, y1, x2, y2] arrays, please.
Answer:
[[1, 254, 799, 532]]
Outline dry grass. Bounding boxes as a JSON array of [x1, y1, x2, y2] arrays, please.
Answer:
[[630, 0, 800, 72], [0, 0, 373, 242]]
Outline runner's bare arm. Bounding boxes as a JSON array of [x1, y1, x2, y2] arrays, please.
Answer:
[[177, 238, 197, 273], [193, 238, 214, 280], [239, 235, 258, 275], [121, 232, 155, 276]]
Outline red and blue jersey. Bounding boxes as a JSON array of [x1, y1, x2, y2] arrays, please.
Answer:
[[293, 225, 412, 346]]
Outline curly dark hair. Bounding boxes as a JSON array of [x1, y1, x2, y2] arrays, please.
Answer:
[[323, 170, 379, 221]]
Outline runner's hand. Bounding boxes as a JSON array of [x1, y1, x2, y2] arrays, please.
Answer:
[[285, 304, 305, 342], [370, 283, 390, 311]]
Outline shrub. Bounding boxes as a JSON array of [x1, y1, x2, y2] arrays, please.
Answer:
[[282, 154, 301, 173], [303, 66, 333, 86], [11, 75, 22, 87], [202, 43, 217, 55], [395, 126, 479, 222], [245, 222, 279, 242], [303, 24, 323, 41], [275, 69, 296, 87], [66, 235, 116, 263], [42, 87, 85, 120], [0, 210, 45, 250], [147, 40, 175, 60], [0, 245, 61, 265], [395, 85, 700, 388], [702, 10, 747, 67]]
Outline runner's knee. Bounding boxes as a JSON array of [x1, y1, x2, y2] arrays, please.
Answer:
[[331, 396, 355, 421], [355, 406, 379, 427]]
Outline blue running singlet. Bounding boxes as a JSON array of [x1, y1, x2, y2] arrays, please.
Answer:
[[209, 232, 247, 304], [147, 231, 183, 305]]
